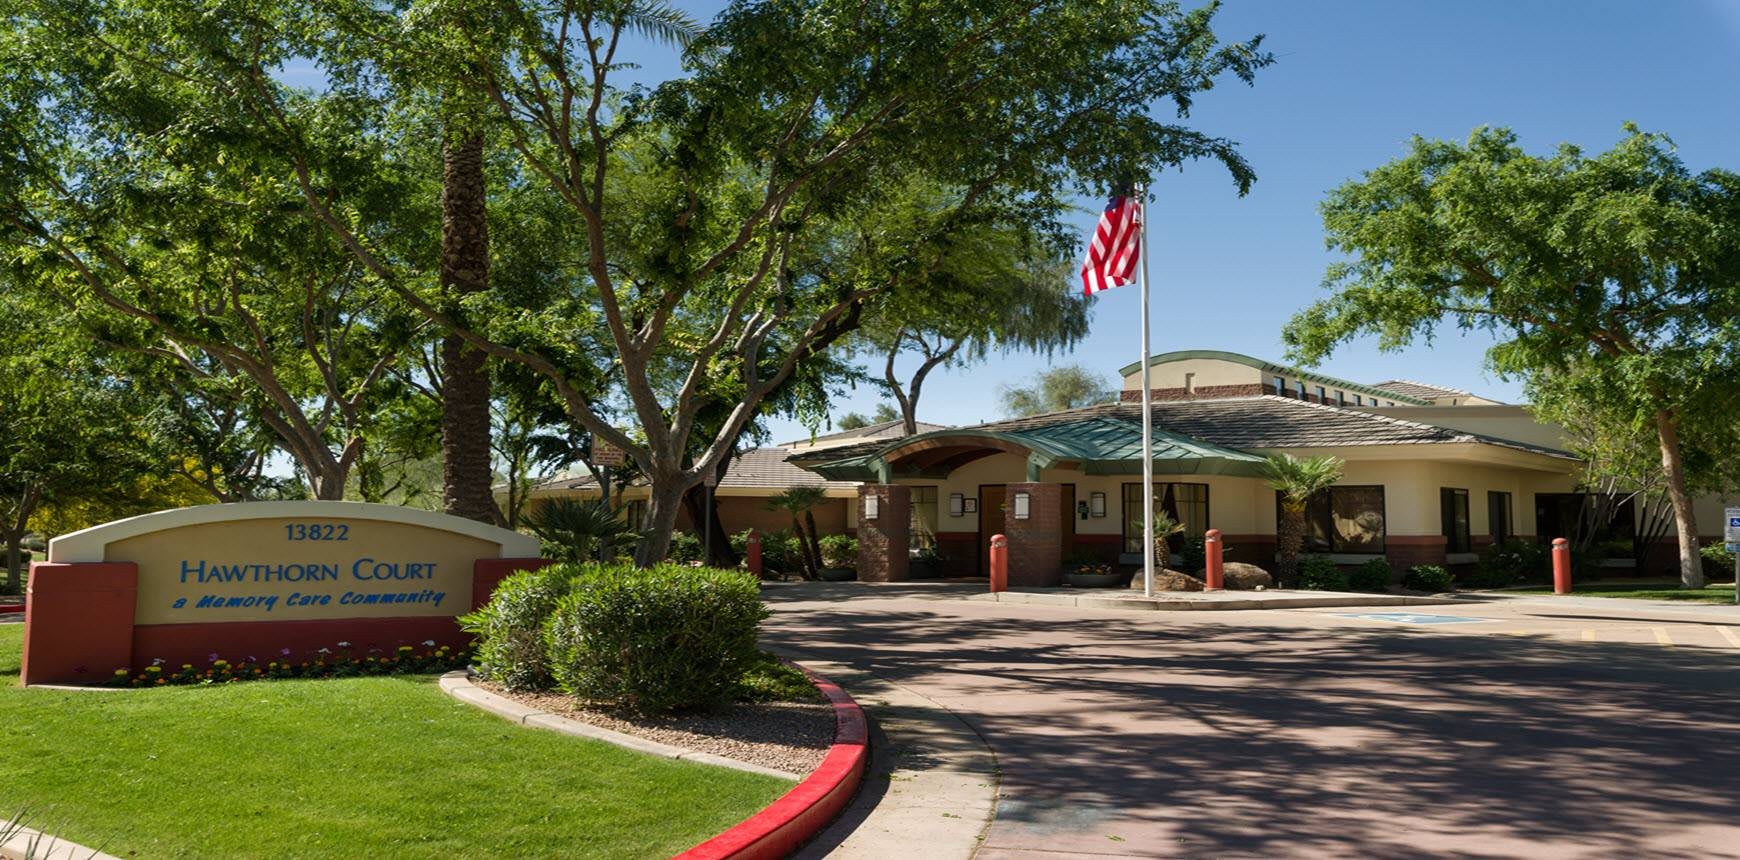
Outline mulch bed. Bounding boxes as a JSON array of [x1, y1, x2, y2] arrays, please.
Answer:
[[478, 682, 834, 777]]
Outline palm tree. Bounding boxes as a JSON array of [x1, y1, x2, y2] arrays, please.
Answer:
[[1260, 454, 1345, 586], [525, 498, 641, 563], [1149, 511, 1186, 568], [767, 487, 827, 579]]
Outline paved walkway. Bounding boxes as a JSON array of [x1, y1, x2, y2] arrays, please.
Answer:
[[760, 582, 1740, 859]]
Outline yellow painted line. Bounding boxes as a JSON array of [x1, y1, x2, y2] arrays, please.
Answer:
[[1581, 629, 1597, 642], [1718, 627, 1740, 649], [1651, 627, 1674, 647]]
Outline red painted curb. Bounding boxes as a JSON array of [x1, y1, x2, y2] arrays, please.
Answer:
[[675, 665, 868, 860]]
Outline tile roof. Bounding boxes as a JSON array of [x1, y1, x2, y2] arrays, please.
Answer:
[[1370, 379, 1473, 400], [791, 396, 1575, 465], [781, 418, 950, 448], [531, 447, 859, 494]]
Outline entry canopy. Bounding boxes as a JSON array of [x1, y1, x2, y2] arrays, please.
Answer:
[[794, 416, 1268, 482]]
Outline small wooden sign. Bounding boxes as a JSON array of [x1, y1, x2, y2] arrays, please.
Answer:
[[592, 439, 626, 468]]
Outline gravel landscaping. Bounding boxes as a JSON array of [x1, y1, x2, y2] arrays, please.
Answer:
[[482, 683, 835, 776]]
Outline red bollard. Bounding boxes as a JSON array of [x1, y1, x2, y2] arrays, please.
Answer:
[[1204, 529, 1224, 591], [989, 534, 1008, 593], [746, 530, 763, 578], [1552, 537, 1571, 594]]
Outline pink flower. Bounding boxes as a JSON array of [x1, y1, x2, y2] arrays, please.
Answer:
[[280, 648, 292, 657]]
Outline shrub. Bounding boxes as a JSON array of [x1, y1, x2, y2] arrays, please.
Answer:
[[1296, 556, 1349, 591], [1349, 558, 1391, 592], [819, 534, 858, 568], [460, 564, 585, 691], [1700, 542, 1733, 580], [667, 531, 703, 564], [545, 563, 768, 715], [1175, 532, 1207, 573], [736, 652, 820, 703], [1402, 564, 1454, 592], [1464, 539, 1546, 588]]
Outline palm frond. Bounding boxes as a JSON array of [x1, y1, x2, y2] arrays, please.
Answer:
[[1259, 454, 1345, 502], [615, 0, 703, 48]]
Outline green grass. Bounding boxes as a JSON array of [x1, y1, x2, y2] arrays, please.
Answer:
[[0, 625, 790, 859], [1506, 581, 1739, 605]]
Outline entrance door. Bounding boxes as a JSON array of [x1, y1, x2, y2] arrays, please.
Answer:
[[978, 484, 1006, 577]]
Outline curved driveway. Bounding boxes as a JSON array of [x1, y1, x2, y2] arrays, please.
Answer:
[[761, 582, 1740, 859]]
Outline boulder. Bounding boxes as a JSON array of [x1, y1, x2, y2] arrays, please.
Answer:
[[1210, 562, 1274, 591], [1132, 569, 1204, 591]]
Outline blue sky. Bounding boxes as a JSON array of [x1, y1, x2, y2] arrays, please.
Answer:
[[721, 0, 1739, 441]]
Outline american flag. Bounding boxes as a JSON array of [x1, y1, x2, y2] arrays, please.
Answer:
[[1080, 194, 1142, 296]]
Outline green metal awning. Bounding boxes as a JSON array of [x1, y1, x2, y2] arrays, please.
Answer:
[[793, 416, 1268, 482]]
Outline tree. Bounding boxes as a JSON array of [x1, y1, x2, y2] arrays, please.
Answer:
[[871, 404, 900, 425], [1260, 454, 1344, 586], [767, 487, 827, 580], [0, 292, 164, 590], [1000, 366, 1115, 417], [836, 412, 872, 431], [1284, 125, 1740, 588], [0, 8, 429, 500]]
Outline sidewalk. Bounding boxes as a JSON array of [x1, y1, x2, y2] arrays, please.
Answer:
[[972, 587, 1459, 612]]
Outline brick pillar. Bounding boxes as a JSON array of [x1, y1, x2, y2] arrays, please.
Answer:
[[22, 561, 138, 687], [856, 485, 910, 583], [1005, 483, 1062, 587]]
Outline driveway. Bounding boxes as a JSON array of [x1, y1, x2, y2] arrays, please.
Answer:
[[760, 582, 1740, 859]]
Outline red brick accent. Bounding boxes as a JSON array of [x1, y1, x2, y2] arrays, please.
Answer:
[[1004, 483, 1062, 587], [23, 561, 138, 686], [1120, 383, 1265, 402], [1386, 535, 1448, 569], [856, 485, 910, 582]]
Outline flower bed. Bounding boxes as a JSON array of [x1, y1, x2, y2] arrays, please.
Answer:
[[106, 641, 471, 687]]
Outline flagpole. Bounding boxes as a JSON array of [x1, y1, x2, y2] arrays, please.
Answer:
[[1137, 182, 1155, 599]]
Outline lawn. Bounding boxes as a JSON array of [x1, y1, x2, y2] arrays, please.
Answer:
[[1506, 581, 1739, 605], [0, 625, 790, 859]]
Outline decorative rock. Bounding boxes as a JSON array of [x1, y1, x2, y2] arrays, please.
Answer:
[[1210, 563, 1274, 590], [1131, 569, 1204, 591]]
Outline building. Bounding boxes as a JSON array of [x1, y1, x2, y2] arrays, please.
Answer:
[[786, 350, 1725, 583], [530, 350, 1729, 582]]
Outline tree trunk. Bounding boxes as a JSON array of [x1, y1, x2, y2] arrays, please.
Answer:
[[789, 514, 817, 579], [439, 131, 499, 525], [1276, 502, 1305, 586], [1653, 410, 1705, 588], [802, 509, 825, 571], [681, 484, 740, 569], [3, 534, 24, 596], [635, 481, 687, 566]]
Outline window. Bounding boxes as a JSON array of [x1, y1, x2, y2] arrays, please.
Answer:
[[909, 486, 939, 550], [1278, 486, 1386, 553], [1296, 380, 1309, 400], [1272, 376, 1286, 396], [1534, 493, 1636, 550], [1314, 385, 1327, 402], [1336, 390, 1346, 407], [625, 499, 647, 531], [1353, 394, 1364, 407], [1488, 491, 1513, 544], [1123, 482, 1210, 554], [1440, 488, 1471, 553]]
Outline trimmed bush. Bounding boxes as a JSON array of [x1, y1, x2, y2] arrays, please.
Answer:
[[819, 534, 858, 568], [1349, 558, 1391, 592], [1402, 564, 1454, 592], [460, 564, 584, 691], [1700, 542, 1733, 580], [1464, 539, 1546, 588], [667, 531, 703, 564], [1296, 556, 1349, 591], [545, 563, 768, 715]]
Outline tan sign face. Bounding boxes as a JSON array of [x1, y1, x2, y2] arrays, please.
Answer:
[[108, 517, 495, 625]]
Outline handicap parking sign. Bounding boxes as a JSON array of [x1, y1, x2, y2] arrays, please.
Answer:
[[1726, 507, 1740, 552], [1337, 612, 1492, 625]]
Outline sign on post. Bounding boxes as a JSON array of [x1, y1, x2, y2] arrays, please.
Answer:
[[592, 439, 626, 468], [1727, 506, 1740, 605]]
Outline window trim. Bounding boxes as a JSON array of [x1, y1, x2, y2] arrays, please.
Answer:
[[1277, 485, 1387, 554], [1122, 481, 1211, 555], [1440, 487, 1471, 554]]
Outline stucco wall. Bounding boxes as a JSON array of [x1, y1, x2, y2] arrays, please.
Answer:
[[1120, 357, 1261, 394]]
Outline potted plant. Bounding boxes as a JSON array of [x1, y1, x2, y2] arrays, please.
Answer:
[[1064, 560, 1123, 588], [909, 544, 948, 578], [818, 534, 858, 582]]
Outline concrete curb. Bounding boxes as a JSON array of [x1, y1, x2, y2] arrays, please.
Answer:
[[675, 665, 870, 860], [0, 822, 123, 860], [436, 672, 800, 781], [971, 590, 1460, 612]]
